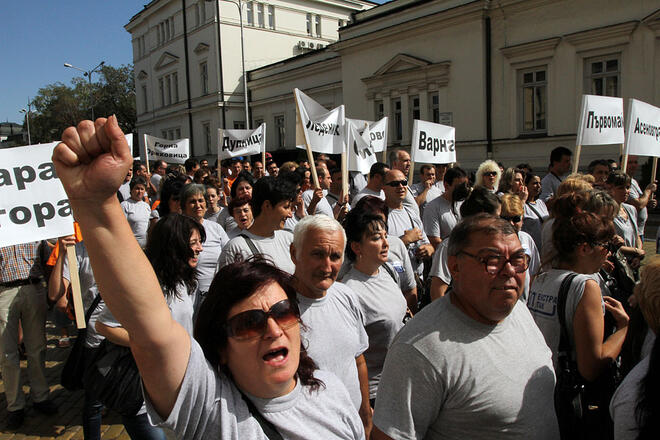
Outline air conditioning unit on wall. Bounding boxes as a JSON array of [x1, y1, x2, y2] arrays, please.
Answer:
[[297, 40, 307, 48], [308, 42, 315, 49]]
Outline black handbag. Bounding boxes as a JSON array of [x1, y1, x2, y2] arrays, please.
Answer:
[[61, 294, 102, 391], [554, 273, 617, 440], [83, 339, 144, 417]]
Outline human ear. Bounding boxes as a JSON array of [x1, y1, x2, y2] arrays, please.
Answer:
[[448, 255, 459, 279], [290, 244, 298, 264], [350, 241, 360, 258]]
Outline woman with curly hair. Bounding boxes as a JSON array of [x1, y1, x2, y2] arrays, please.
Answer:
[[474, 159, 501, 193]]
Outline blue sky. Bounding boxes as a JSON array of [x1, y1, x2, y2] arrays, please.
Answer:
[[1, 0, 390, 126]]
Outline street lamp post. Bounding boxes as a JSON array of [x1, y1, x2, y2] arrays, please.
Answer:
[[207, 0, 250, 129], [19, 98, 31, 145], [63, 61, 105, 120]]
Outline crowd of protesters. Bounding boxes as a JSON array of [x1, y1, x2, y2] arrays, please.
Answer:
[[1, 116, 659, 440]]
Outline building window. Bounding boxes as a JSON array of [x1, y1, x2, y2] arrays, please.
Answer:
[[431, 94, 439, 123], [141, 85, 148, 112], [200, 62, 208, 95], [306, 14, 312, 35], [267, 5, 274, 29], [585, 56, 620, 97], [393, 98, 402, 141], [195, 3, 200, 27], [519, 67, 547, 134], [257, 3, 264, 28], [172, 72, 179, 103], [254, 118, 264, 128], [176, 128, 181, 139], [203, 122, 212, 154], [246, 2, 253, 26], [158, 78, 164, 107], [161, 129, 168, 139], [275, 115, 285, 148], [315, 15, 321, 37], [200, 1, 206, 23], [159, 72, 179, 107], [234, 121, 246, 129], [374, 100, 384, 120], [410, 95, 420, 124]]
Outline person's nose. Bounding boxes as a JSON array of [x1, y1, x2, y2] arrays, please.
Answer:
[[263, 316, 283, 339]]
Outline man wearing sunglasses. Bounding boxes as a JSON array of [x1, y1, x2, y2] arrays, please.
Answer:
[[372, 214, 558, 440], [290, 215, 372, 435], [388, 148, 421, 217]]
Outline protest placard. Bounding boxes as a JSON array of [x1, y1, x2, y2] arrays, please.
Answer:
[[0, 142, 74, 247], [410, 120, 456, 180], [346, 117, 388, 161], [144, 134, 190, 164], [294, 89, 345, 155], [574, 94, 625, 172], [218, 123, 266, 160], [623, 99, 660, 177], [346, 119, 377, 174]]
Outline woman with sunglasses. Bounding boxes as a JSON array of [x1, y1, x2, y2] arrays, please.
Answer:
[[53, 118, 364, 439], [340, 209, 408, 407], [499, 194, 540, 303], [528, 210, 629, 438], [474, 159, 501, 193]]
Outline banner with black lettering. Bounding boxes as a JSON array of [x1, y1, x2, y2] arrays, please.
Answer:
[[0, 142, 74, 246], [294, 88, 345, 154], [144, 134, 190, 164], [576, 95, 625, 146], [624, 99, 660, 157], [218, 123, 266, 160], [346, 119, 376, 174], [346, 117, 388, 153], [410, 120, 456, 164]]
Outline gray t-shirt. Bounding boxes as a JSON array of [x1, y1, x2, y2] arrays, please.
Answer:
[[197, 220, 230, 293], [609, 354, 649, 440], [218, 229, 295, 274], [350, 172, 368, 201], [387, 206, 430, 275], [628, 177, 647, 236], [121, 198, 151, 248], [216, 208, 239, 236], [302, 189, 334, 217], [614, 203, 639, 248], [523, 199, 549, 252], [204, 208, 222, 224], [527, 269, 604, 368], [410, 182, 443, 215], [151, 173, 162, 192], [540, 172, 562, 202], [118, 181, 131, 201], [145, 338, 365, 440], [297, 282, 369, 409], [62, 241, 104, 348], [341, 266, 407, 399], [351, 187, 384, 208], [374, 296, 558, 440], [422, 197, 462, 240]]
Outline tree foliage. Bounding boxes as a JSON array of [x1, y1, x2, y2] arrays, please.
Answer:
[[29, 64, 136, 144]]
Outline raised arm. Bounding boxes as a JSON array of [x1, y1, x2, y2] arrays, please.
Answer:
[[53, 117, 190, 418]]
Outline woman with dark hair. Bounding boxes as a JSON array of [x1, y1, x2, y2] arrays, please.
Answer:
[[151, 174, 187, 226], [498, 167, 528, 201], [610, 257, 660, 439], [522, 172, 549, 250], [606, 171, 645, 269], [528, 211, 629, 438], [53, 120, 364, 440], [121, 176, 151, 248], [203, 179, 224, 224], [216, 171, 255, 233], [180, 184, 229, 311], [227, 195, 254, 238], [339, 209, 407, 407]]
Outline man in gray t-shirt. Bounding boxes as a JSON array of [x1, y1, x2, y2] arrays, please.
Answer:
[[372, 215, 558, 440], [290, 216, 372, 435]]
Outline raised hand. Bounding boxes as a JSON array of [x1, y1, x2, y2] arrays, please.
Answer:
[[53, 116, 132, 204]]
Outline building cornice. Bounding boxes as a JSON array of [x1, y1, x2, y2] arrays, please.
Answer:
[[361, 55, 451, 99], [642, 8, 660, 34], [564, 20, 638, 52], [249, 57, 341, 90], [500, 37, 560, 64], [250, 82, 342, 106]]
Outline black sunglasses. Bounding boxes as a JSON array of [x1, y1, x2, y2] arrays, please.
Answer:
[[224, 299, 300, 340], [501, 215, 522, 223], [385, 179, 408, 187], [484, 171, 498, 177]]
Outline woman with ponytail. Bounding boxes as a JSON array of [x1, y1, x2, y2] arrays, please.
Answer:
[[610, 257, 660, 439]]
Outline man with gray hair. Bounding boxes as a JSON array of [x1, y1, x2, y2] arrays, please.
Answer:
[[372, 214, 558, 440], [290, 215, 372, 435], [389, 148, 420, 217]]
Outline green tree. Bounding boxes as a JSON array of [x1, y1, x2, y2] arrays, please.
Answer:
[[29, 64, 136, 144]]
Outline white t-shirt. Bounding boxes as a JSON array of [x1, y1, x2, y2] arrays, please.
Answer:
[[216, 208, 239, 236], [423, 196, 462, 240], [610, 355, 649, 440], [628, 177, 647, 236], [218, 229, 295, 274], [197, 220, 230, 293], [351, 187, 383, 208], [121, 198, 152, 248], [523, 199, 549, 252], [410, 182, 443, 215], [373, 296, 558, 440], [302, 189, 334, 217], [540, 172, 563, 202], [387, 206, 430, 275], [297, 282, 369, 410]]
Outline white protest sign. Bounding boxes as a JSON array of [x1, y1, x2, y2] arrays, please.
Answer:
[[346, 117, 388, 153], [346, 119, 377, 174], [576, 95, 625, 146], [144, 134, 190, 164], [0, 142, 74, 246], [624, 99, 660, 157], [294, 88, 345, 155], [410, 120, 456, 164], [218, 123, 266, 159]]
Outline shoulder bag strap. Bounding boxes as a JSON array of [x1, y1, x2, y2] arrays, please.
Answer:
[[526, 201, 545, 224], [380, 263, 398, 284], [557, 273, 579, 357], [239, 392, 284, 440], [85, 294, 102, 325], [239, 234, 260, 257]]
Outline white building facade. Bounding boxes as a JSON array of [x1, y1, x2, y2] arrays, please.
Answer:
[[125, 0, 374, 158], [248, 0, 660, 171]]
